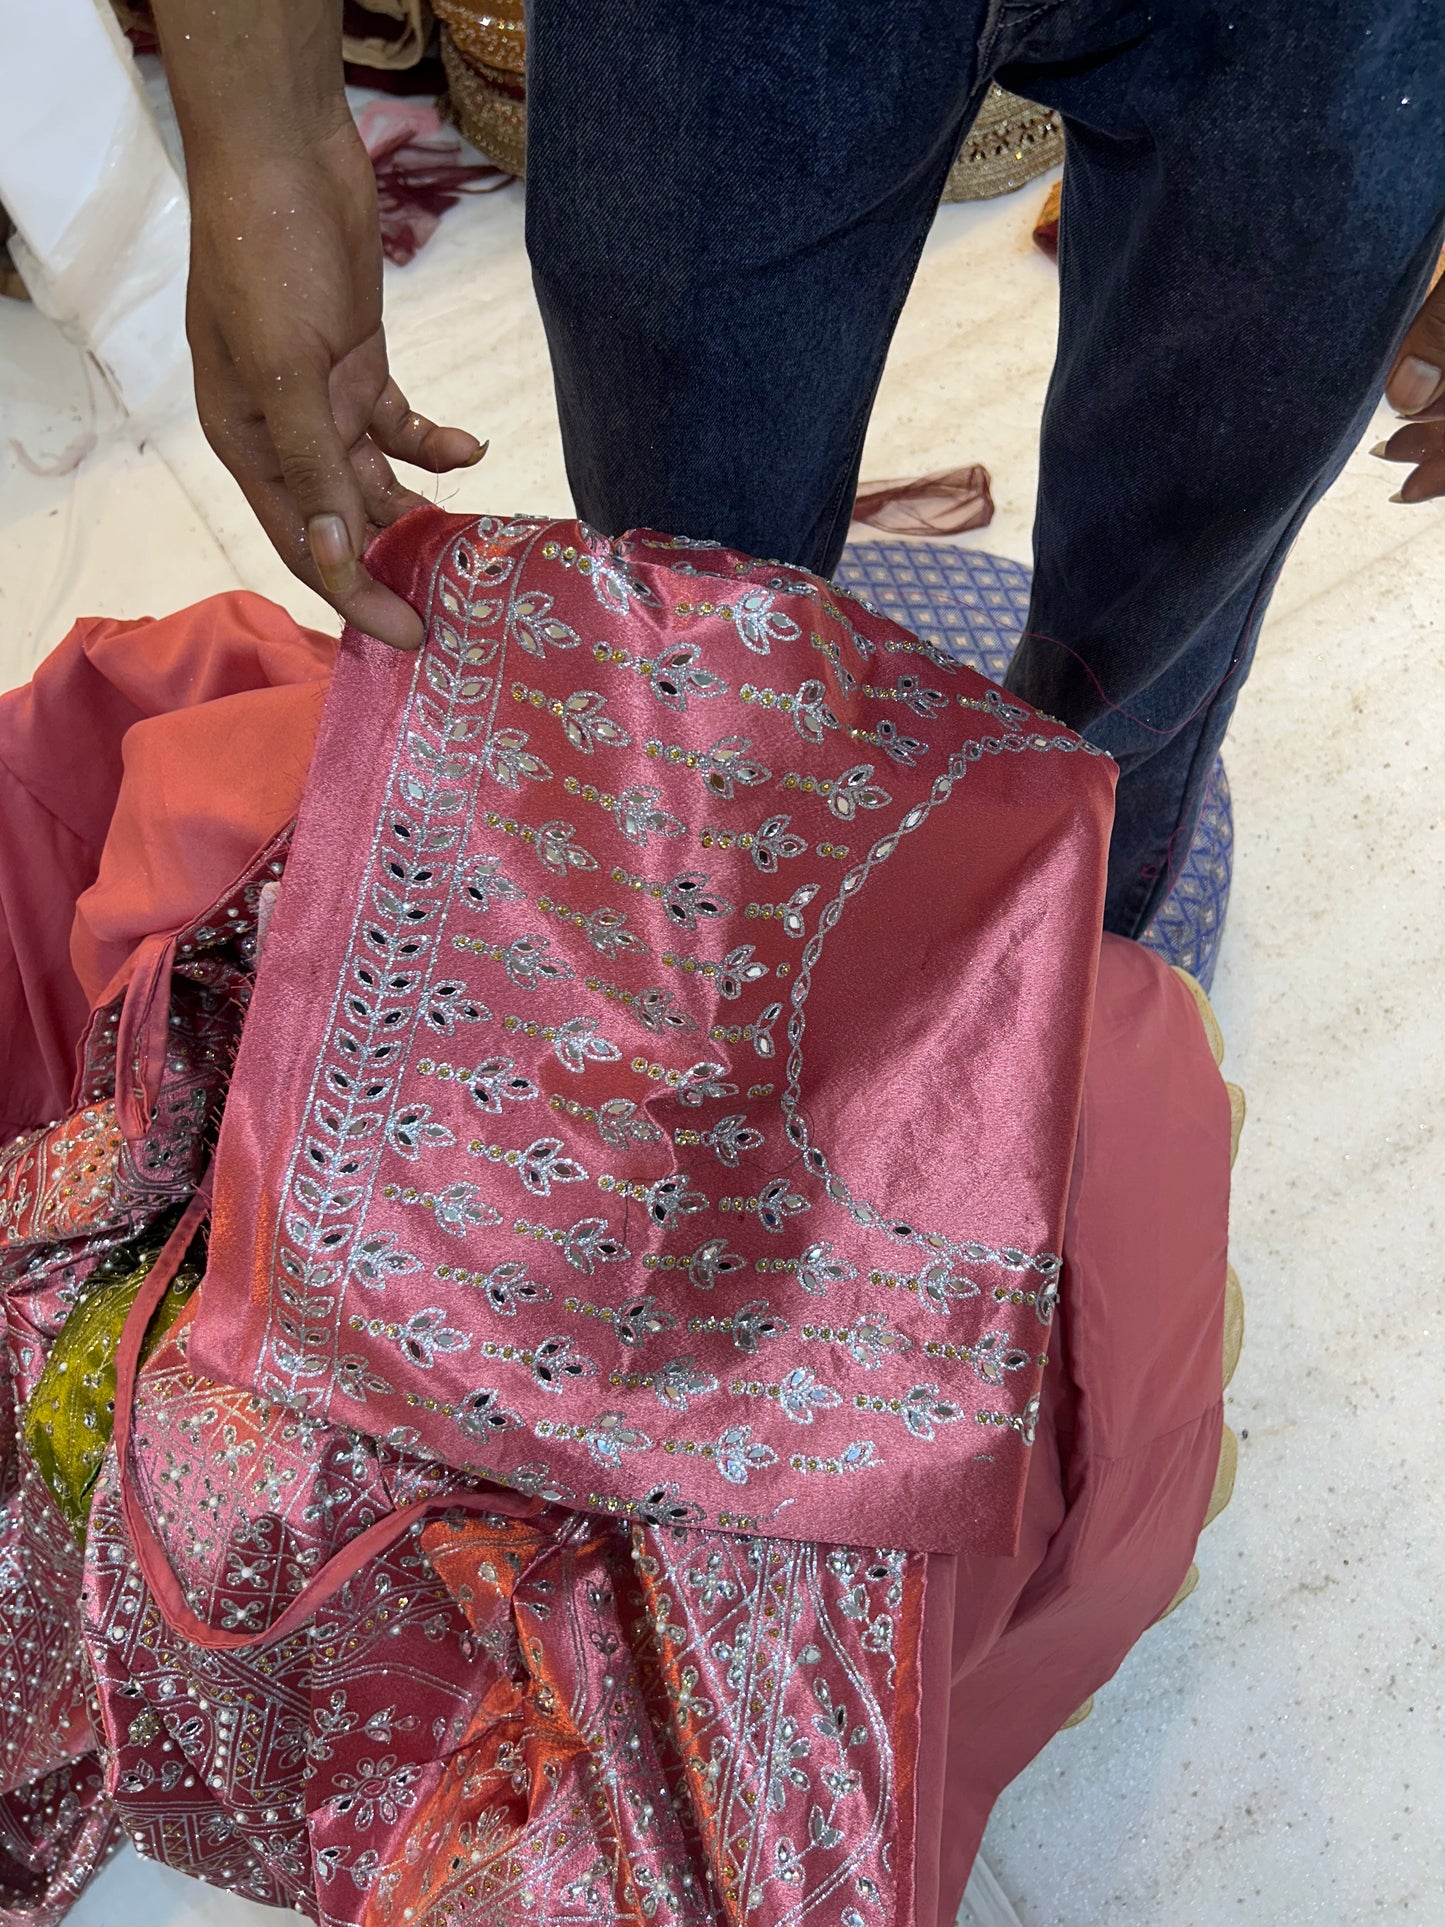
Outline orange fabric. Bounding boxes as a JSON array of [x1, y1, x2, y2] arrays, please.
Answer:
[[69, 596, 336, 1007], [1034, 178, 1062, 261]]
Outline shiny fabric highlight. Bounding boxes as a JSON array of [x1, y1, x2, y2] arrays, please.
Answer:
[[0, 553, 1233, 1927], [195, 510, 1116, 1558]]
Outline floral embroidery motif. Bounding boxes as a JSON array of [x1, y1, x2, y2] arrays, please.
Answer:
[[464, 1134, 589, 1197], [732, 1366, 844, 1425], [220, 515, 1108, 1553], [10, 770, 939, 1921], [457, 851, 525, 912]]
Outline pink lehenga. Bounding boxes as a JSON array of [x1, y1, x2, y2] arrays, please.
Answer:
[[0, 509, 1235, 1927]]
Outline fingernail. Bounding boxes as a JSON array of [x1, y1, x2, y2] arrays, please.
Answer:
[[1389, 488, 1408, 504], [307, 512, 359, 594], [1389, 355, 1442, 415], [462, 438, 490, 467], [1369, 440, 1394, 458]]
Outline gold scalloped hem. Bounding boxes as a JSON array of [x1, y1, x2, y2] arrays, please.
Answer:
[[941, 86, 1064, 202], [1223, 1264, 1244, 1390], [441, 28, 527, 177], [434, 0, 525, 74], [1227, 1082, 1247, 1167], [1173, 964, 1224, 1066], [1158, 1562, 1201, 1623], [1203, 1424, 1238, 1529], [1061, 1695, 1096, 1730]]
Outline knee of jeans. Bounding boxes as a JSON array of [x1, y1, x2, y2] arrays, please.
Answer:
[[528, 220, 689, 346], [1083, 709, 1180, 771], [1092, 705, 1238, 800]]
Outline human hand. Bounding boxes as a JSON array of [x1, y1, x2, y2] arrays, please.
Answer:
[[1374, 265, 1445, 503], [185, 119, 484, 648]]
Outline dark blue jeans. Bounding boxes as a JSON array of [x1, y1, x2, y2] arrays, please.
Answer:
[[526, 0, 1445, 935]]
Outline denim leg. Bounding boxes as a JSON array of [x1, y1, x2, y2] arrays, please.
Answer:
[[1000, 0, 1445, 934], [524, 0, 991, 575], [528, 0, 1445, 939]]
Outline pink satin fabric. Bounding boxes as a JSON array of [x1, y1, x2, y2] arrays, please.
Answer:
[[0, 592, 335, 1140], [195, 509, 1117, 1560], [78, 931, 1225, 1927], [929, 933, 1229, 1917], [0, 552, 1231, 1927], [0, 596, 331, 1925]]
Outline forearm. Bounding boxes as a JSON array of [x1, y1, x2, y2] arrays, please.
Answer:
[[147, 0, 479, 651], [149, 0, 350, 159]]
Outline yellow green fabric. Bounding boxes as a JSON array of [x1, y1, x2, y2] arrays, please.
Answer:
[[22, 1215, 205, 1543]]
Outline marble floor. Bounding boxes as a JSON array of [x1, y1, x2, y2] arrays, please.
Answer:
[[5, 137, 1445, 1927]]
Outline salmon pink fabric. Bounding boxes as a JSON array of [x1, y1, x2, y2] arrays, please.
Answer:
[[0, 592, 335, 1140], [930, 933, 1229, 1914], [79, 933, 1225, 1927], [0, 549, 1230, 1927]]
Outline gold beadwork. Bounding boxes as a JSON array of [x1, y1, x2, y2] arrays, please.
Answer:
[[628, 1054, 685, 1085], [642, 738, 704, 769]]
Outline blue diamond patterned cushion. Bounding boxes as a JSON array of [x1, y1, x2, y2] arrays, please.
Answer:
[[835, 540, 1232, 990]]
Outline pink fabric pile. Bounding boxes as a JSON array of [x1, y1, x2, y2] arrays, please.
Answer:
[[0, 511, 1230, 1927]]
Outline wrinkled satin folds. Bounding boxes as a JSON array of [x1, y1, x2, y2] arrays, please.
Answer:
[[0, 525, 1231, 1927], [194, 510, 1116, 1559]]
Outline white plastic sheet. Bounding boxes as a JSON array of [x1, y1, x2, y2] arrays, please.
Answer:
[[960, 1855, 1028, 1927], [0, 0, 188, 412]]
